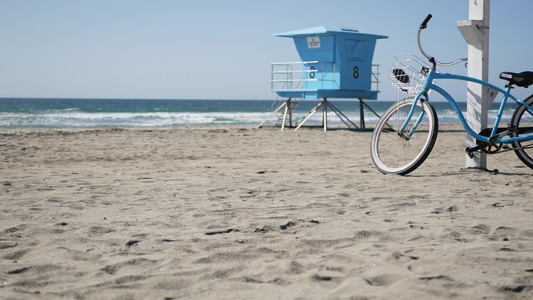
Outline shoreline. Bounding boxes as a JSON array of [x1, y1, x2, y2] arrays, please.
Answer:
[[0, 122, 468, 132]]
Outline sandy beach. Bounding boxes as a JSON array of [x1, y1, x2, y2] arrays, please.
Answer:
[[1, 126, 532, 299]]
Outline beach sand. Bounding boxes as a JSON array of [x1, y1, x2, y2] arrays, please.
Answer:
[[1, 126, 532, 299]]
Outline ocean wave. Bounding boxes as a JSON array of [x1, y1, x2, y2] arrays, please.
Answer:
[[0, 98, 520, 128], [0, 112, 275, 127], [0, 108, 518, 128]]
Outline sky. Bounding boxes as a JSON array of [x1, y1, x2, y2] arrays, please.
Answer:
[[1, 0, 532, 101]]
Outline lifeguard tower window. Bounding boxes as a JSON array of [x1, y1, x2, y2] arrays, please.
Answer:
[[346, 40, 368, 61]]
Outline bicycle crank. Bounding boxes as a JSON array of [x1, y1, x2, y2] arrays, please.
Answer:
[[465, 127, 510, 158]]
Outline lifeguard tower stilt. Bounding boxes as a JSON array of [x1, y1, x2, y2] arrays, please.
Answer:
[[258, 26, 387, 131]]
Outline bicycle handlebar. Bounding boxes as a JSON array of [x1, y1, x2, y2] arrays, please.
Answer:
[[418, 14, 467, 67], [420, 14, 432, 29]]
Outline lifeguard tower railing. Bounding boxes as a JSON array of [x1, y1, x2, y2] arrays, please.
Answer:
[[270, 61, 381, 93]]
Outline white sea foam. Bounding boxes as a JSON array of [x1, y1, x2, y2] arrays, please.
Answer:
[[0, 112, 276, 127]]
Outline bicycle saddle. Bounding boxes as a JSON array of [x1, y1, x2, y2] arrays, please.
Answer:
[[499, 71, 533, 88]]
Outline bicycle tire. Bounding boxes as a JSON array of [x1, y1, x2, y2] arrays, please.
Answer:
[[510, 94, 533, 169], [370, 98, 439, 175]]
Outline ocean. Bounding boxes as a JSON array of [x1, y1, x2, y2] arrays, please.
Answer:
[[0, 98, 519, 128]]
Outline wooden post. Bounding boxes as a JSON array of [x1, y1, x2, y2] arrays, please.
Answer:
[[458, 0, 491, 169]]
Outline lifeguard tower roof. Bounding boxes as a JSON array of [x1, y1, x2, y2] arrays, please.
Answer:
[[274, 26, 386, 38]]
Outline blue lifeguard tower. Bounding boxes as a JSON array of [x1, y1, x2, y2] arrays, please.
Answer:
[[259, 26, 388, 130]]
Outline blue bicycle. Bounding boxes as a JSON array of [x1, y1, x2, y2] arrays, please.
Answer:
[[370, 14, 533, 175]]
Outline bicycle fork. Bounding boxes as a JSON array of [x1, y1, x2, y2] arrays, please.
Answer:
[[398, 97, 427, 141]]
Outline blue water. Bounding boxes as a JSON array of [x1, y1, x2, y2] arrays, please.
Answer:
[[0, 98, 519, 128]]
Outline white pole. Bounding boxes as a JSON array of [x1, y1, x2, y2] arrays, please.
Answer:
[[458, 0, 491, 169]]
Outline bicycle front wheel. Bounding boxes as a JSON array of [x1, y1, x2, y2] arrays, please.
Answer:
[[510, 94, 533, 169], [370, 98, 438, 175]]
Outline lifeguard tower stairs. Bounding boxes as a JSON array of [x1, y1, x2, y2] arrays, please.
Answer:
[[258, 26, 388, 130]]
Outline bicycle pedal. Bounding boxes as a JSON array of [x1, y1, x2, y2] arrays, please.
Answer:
[[465, 146, 479, 158]]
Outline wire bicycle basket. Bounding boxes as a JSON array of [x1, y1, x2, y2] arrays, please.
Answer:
[[389, 54, 430, 96]]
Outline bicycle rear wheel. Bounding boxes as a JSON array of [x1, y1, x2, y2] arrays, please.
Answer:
[[510, 94, 533, 169], [370, 98, 438, 175]]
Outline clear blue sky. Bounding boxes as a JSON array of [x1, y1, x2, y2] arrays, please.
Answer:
[[1, 0, 532, 101]]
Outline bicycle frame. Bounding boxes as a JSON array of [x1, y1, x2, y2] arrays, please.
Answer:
[[402, 68, 533, 144]]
